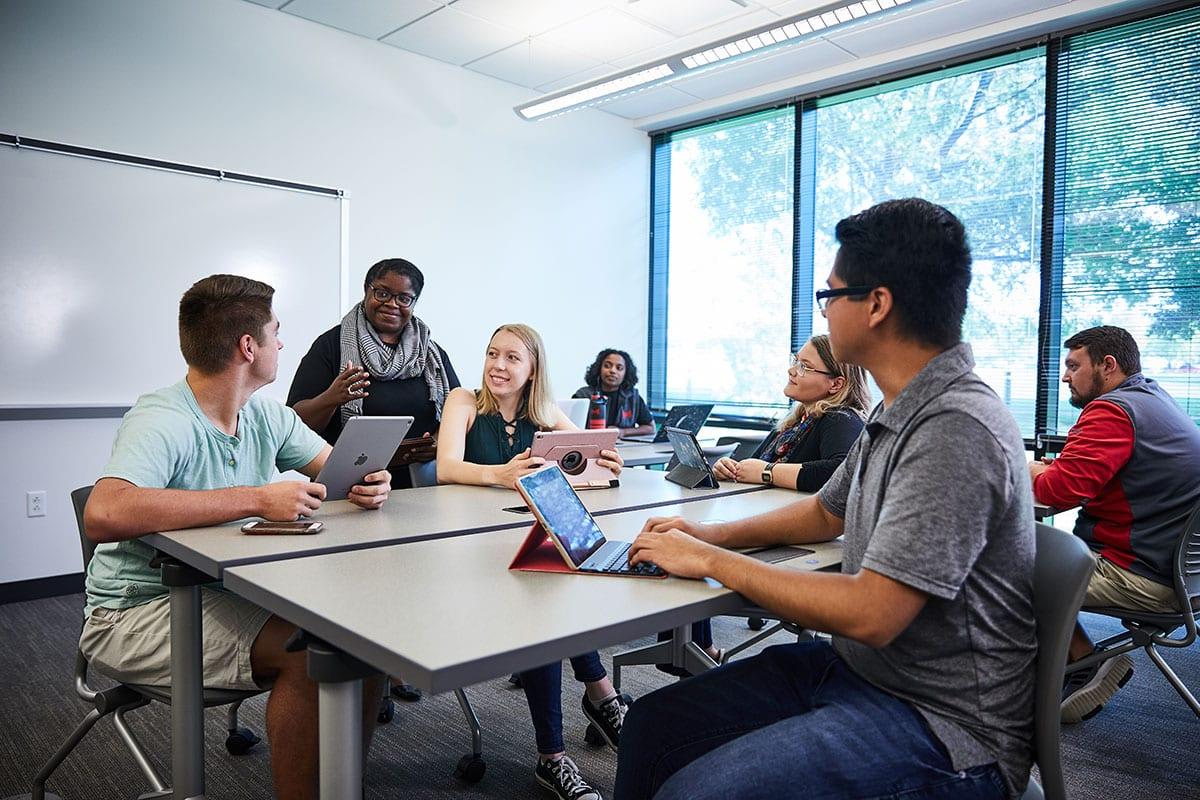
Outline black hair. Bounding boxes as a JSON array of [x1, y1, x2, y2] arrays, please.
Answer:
[[833, 198, 972, 349], [584, 348, 639, 391], [1064, 326, 1141, 375], [363, 258, 424, 300]]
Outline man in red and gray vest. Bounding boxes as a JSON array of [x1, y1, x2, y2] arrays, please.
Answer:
[[1031, 325, 1200, 724]]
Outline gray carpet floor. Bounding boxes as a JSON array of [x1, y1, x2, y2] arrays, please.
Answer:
[[1, 594, 1197, 799]]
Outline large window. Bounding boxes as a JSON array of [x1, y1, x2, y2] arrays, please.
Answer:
[[1046, 7, 1200, 436], [648, 5, 1200, 441], [649, 108, 795, 415], [807, 53, 1045, 436]]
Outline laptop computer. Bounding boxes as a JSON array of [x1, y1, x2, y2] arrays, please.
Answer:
[[315, 415, 413, 500], [622, 403, 715, 445], [510, 465, 666, 578]]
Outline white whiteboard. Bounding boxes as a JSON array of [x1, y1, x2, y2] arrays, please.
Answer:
[[0, 142, 345, 407]]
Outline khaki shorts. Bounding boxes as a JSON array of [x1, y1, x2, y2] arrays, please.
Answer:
[[1084, 553, 1180, 613], [80, 588, 273, 690]]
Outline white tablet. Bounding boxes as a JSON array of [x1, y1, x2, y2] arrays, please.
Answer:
[[315, 415, 413, 500]]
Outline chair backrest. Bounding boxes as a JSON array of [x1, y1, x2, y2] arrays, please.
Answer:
[[71, 485, 97, 568], [1175, 498, 1200, 604], [408, 460, 439, 488], [557, 398, 590, 429], [715, 435, 764, 461], [1030, 522, 1096, 800]]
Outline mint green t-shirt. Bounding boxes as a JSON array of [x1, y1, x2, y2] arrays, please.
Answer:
[[84, 380, 326, 615]]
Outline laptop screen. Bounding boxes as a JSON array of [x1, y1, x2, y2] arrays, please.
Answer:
[[654, 403, 714, 441], [519, 467, 606, 567]]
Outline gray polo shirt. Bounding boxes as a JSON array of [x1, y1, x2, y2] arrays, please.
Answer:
[[817, 343, 1035, 798]]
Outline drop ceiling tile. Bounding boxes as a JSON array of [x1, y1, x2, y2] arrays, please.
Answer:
[[382, 7, 523, 66], [769, 0, 851, 16], [466, 38, 601, 89], [670, 38, 854, 100], [281, 0, 444, 39], [608, 7, 780, 69], [244, 0, 289, 8], [624, 0, 756, 37], [830, 0, 1068, 58], [452, 0, 610, 37], [540, 8, 675, 64], [597, 85, 705, 119], [535, 64, 618, 94]]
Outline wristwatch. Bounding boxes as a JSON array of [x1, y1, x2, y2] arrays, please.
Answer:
[[762, 462, 776, 485]]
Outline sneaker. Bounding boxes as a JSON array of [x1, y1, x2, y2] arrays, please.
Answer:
[[581, 693, 628, 752], [1061, 653, 1134, 724], [535, 755, 602, 800]]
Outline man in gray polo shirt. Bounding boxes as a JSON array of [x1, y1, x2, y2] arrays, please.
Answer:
[[617, 198, 1035, 800]]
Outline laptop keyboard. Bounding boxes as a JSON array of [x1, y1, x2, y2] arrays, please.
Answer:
[[594, 541, 665, 576]]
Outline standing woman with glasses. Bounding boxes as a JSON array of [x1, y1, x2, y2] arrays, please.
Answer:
[[287, 258, 460, 490], [713, 334, 870, 491]]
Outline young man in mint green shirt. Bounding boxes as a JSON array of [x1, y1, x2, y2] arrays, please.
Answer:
[[81, 274, 390, 800]]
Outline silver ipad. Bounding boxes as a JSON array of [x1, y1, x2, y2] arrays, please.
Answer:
[[315, 415, 413, 500]]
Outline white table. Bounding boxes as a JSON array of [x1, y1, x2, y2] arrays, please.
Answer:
[[222, 490, 825, 798]]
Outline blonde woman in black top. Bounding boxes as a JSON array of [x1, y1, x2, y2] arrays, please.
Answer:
[[714, 334, 870, 491]]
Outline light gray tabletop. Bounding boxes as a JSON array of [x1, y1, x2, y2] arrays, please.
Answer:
[[223, 488, 831, 694], [613, 441, 675, 467], [143, 467, 767, 579]]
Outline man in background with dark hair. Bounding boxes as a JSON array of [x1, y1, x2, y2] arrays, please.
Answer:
[[82, 274, 391, 800], [617, 198, 1034, 800], [1031, 325, 1200, 724]]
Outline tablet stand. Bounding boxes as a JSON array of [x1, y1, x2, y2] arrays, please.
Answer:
[[665, 462, 718, 489]]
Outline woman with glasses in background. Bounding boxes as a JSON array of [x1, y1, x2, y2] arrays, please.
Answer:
[[713, 333, 870, 491], [287, 258, 460, 490]]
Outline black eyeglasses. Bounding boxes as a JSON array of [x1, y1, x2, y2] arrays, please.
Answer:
[[370, 285, 417, 308], [815, 286, 873, 315]]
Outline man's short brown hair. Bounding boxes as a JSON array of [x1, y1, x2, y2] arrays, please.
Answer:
[[1063, 325, 1141, 376], [179, 275, 275, 374]]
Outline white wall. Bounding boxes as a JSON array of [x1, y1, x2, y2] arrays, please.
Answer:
[[0, 0, 649, 584]]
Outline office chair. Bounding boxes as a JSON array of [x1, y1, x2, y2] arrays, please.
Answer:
[[1022, 522, 1096, 800], [12, 486, 261, 800], [1061, 499, 1200, 719]]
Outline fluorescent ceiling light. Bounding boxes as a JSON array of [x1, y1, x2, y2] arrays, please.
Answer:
[[515, 0, 923, 119]]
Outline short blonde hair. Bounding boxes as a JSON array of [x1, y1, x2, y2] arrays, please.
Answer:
[[475, 323, 558, 430], [778, 334, 870, 431]]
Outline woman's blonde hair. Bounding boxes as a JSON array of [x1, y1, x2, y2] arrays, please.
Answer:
[[778, 334, 871, 431], [475, 323, 558, 429]]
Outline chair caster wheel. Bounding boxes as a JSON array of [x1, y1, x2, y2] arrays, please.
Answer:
[[377, 697, 396, 724], [454, 754, 487, 783], [507, 672, 523, 688], [748, 617, 766, 631], [225, 727, 261, 755], [584, 723, 605, 747]]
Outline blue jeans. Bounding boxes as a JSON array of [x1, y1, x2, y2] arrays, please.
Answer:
[[520, 651, 607, 754], [615, 642, 1008, 800]]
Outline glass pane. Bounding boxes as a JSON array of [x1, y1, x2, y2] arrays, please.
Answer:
[[809, 55, 1046, 435], [664, 108, 795, 415], [1052, 7, 1200, 434]]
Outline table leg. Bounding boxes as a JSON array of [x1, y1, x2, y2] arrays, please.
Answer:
[[169, 583, 205, 800], [318, 678, 363, 800]]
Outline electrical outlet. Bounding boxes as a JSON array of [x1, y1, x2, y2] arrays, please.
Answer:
[[27, 491, 47, 517]]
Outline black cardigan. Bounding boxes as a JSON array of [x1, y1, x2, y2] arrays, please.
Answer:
[[752, 407, 865, 492]]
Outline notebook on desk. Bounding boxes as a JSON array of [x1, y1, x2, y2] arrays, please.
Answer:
[[510, 466, 666, 578], [621, 403, 714, 447]]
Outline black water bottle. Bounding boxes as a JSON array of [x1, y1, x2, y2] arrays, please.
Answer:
[[587, 391, 607, 429]]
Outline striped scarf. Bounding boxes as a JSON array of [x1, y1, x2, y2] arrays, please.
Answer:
[[338, 304, 451, 425]]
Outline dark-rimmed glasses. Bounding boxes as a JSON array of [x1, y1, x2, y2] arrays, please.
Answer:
[[370, 285, 417, 308], [815, 286, 873, 315]]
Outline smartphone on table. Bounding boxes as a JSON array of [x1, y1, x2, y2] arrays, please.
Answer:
[[240, 520, 324, 535]]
